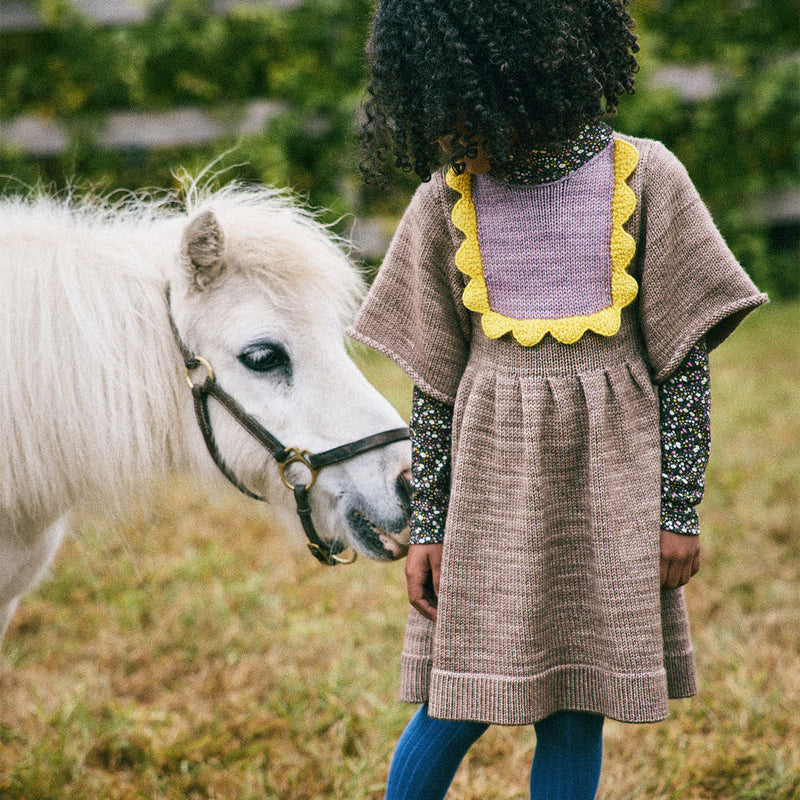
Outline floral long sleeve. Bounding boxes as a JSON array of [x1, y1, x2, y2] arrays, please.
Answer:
[[658, 339, 711, 536], [408, 386, 453, 544]]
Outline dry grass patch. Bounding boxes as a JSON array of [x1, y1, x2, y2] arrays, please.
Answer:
[[1, 303, 799, 799]]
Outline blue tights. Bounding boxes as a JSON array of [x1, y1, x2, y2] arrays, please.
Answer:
[[385, 704, 604, 800]]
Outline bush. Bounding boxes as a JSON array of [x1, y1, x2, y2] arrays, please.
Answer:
[[1, 0, 798, 293]]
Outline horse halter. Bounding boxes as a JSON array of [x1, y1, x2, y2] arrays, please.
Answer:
[[166, 290, 409, 566]]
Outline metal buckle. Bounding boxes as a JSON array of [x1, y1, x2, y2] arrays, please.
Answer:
[[278, 447, 319, 491], [307, 542, 358, 565], [185, 355, 215, 389]]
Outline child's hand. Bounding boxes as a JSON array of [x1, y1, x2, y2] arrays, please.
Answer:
[[660, 530, 701, 589], [405, 543, 443, 621]]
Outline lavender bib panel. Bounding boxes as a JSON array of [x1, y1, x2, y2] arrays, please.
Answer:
[[472, 144, 615, 321]]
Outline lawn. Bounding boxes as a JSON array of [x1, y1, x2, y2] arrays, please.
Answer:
[[1, 302, 798, 799]]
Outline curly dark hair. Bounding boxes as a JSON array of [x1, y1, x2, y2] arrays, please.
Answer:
[[359, 0, 639, 184]]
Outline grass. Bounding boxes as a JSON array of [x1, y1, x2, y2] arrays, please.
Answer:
[[1, 302, 799, 799]]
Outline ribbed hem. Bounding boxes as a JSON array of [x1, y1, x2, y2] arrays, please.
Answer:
[[665, 648, 697, 698], [403, 663, 689, 725], [652, 293, 769, 384], [346, 327, 457, 404], [400, 653, 433, 704]]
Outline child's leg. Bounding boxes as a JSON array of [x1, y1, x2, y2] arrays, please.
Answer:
[[385, 703, 489, 800], [529, 711, 605, 800]]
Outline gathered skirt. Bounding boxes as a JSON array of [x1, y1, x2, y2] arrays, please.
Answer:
[[399, 320, 697, 725]]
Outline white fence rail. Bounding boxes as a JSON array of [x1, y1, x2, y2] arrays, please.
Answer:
[[0, 101, 286, 156], [0, 0, 299, 31]]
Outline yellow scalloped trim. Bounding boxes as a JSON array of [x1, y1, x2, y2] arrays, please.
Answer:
[[448, 138, 640, 346]]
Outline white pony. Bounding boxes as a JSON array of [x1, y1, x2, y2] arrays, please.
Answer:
[[0, 184, 411, 642]]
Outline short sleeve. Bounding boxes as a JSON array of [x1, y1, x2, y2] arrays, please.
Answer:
[[635, 141, 768, 383], [347, 172, 471, 403]]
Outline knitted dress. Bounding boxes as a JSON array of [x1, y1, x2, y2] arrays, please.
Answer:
[[349, 135, 767, 725]]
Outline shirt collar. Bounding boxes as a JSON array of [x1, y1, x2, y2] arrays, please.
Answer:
[[490, 123, 614, 185]]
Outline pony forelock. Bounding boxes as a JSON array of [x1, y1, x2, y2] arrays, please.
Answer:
[[185, 183, 366, 325]]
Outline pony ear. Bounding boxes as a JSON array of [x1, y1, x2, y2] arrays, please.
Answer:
[[182, 210, 226, 289]]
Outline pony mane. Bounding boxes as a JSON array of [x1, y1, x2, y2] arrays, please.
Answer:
[[185, 182, 366, 325], [0, 183, 365, 524]]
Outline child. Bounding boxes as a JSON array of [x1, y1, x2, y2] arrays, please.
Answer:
[[348, 2, 768, 798]]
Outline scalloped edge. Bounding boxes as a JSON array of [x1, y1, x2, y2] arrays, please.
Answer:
[[447, 138, 640, 347]]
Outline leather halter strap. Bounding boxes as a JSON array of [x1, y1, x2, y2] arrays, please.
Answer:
[[167, 290, 409, 565]]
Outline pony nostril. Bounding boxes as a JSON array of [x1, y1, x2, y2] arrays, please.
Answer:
[[397, 467, 413, 510]]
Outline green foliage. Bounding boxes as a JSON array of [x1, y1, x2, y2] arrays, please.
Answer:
[[615, 55, 800, 298], [0, 0, 375, 222], [0, 0, 798, 291], [614, 3, 800, 298], [632, 0, 800, 64]]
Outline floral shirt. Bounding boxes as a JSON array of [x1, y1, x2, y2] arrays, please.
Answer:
[[409, 123, 711, 544]]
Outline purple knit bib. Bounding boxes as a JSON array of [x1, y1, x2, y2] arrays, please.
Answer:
[[473, 143, 615, 321]]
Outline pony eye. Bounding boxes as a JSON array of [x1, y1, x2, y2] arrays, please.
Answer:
[[238, 342, 291, 376]]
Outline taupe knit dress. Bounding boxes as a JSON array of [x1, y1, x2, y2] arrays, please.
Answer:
[[348, 136, 767, 725]]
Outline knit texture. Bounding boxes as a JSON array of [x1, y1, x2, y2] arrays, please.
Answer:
[[450, 139, 639, 346], [473, 147, 616, 319], [384, 704, 604, 800], [348, 135, 767, 725], [409, 335, 711, 545]]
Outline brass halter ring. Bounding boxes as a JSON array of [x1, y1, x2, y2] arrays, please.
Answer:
[[278, 447, 319, 491], [185, 355, 215, 389], [307, 542, 358, 565]]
